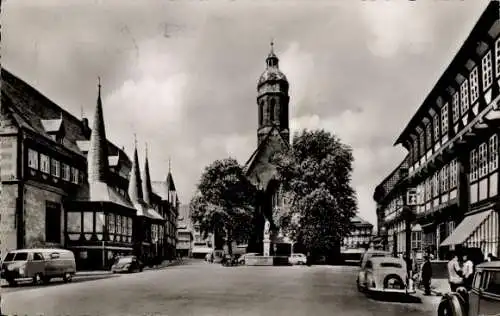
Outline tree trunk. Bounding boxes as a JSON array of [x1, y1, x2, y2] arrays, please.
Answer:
[[226, 227, 233, 256]]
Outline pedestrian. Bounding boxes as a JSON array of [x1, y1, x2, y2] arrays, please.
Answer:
[[306, 251, 311, 266], [421, 255, 433, 295], [447, 252, 463, 292], [487, 253, 498, 261], [462, 253, 474, 290]]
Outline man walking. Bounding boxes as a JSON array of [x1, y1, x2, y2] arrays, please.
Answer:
[[421, 255, 433, 295], [447, 252, 463, 292]]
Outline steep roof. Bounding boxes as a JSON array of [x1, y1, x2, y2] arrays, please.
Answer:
[[87, 80, 109, 184], [128, 143, 144, 204], [151, 181, 169, 201], [142, 146, 153, 205], [1, 69, 130, 166], [244, 125, 290, 172], [351, 215, 373, 227], [166, 172, 176, 192]]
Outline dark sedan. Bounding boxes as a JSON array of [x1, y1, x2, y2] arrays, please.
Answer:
[[110, 256, 144, 273]]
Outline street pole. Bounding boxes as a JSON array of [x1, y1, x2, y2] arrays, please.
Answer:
[[102, 240, 105, 269]]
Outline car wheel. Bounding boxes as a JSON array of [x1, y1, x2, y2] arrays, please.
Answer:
[[33, 273, 43, 285], [63, 273, 72, 283], [356, 279, 363, 292]]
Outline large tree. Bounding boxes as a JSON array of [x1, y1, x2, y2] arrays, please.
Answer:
[[190, 158, 256, 255], [272, 129, 357, 258]]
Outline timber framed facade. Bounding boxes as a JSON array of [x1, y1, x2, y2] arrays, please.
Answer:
[[374, 1, 500, 260]]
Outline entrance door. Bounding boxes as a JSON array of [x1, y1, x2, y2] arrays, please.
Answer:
[[46, 202, 61, 244]]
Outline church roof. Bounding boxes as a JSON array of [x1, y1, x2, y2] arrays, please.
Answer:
[[244, 124, 290, 174], [142, 145, 153, 206], [128, 143, 144, 204]]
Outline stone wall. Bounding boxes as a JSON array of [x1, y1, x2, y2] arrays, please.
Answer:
[[0, 183, 18, 257], [24, 183, 65, 248]]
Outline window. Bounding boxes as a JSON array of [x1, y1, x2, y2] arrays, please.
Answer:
[[496, 38, 500, 77], [450, 160, 458, 189], [484, 271, 500, 295], [28, 149, 39, 169], [33, 253, 44, 261], [425, 178, 431, 201], [13, 252, 28, 261], [258, 101, 263, 125], [441, 165, 449, 193], [433, 114, 440, 142], [411, 231, 422, 251], [452, 93, 460, 123], [413, 139, 419, 161], [51, 159, 60, 178], [108, 213, 115, 234], [482, 50, 493, 89], [469, 67, 479, 103], [62, 163, 71, 181], [460, 79, 469, 115], [432, 173, 439, 197], [441, 104, 448, 135], [40, 154, 50, 173], [270, 99, 275, 121], [426, 123, 432, 149], [71, 167, 79, 184], [479, 142, 488, 178], [489, 134, 498, 171], [470, 149, 478, 182]]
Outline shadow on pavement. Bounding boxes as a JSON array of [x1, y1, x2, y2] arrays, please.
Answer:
[[366, 291, 423, 304], [1, 275, 119, 292]]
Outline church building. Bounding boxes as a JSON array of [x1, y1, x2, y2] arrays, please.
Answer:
[[244, 42, 292, 256]]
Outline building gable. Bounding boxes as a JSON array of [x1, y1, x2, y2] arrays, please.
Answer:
[[245, 126, 289, 190]]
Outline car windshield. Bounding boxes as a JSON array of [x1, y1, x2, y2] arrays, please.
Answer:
[[117, 257, 133, 264], [12, 252, 28, 261], [3, 253, 15, 262]]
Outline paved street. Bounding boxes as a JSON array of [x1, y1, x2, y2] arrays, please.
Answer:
[[2, 260, 439, 316]]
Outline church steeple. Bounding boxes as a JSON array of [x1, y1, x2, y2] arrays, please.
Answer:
[[128, 135, 144, 204], [142, 143, 153, 206], [87, 77, 109, 186], [256, 41, 290, 145]]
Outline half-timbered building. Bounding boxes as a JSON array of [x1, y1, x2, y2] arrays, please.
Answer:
[[375, 1, 500, 260], [0, 69, 180, 269]]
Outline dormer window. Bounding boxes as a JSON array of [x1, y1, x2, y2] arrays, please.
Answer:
[[41, 118, 65, 144]]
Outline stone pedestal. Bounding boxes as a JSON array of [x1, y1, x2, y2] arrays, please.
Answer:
[[263, 239, 270, 257], [263, 219, 271, 256]]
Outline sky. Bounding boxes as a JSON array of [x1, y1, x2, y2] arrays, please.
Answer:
[[2, 0, 491, 227]]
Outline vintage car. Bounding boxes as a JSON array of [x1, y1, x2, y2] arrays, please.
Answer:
[[357, 249, 392, 290], [1, 248, 76, 286], [357, 256, 415, 295], [437, 260, 500, 316], [111, 256, 144, 273]]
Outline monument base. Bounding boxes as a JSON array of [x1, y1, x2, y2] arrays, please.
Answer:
[[245, 255, 274, 266]]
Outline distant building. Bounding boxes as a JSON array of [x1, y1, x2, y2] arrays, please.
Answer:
[[191, 225, 213, 259], [342, 216, 374, 250], [176, 204, 193, 258]]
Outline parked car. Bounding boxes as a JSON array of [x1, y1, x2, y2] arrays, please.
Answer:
[[357, 256, 415, 295], [289, 253, 307, 265], [111, 256, 144, 273], [437, 260, 500, 316], [357, 250, 391, 289], [1, 248, 76, 286], [238, 253, 260, 265]]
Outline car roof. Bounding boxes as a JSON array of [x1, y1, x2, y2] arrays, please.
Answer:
[[476, 261, 500, 270], [8, 248, 70, 253]]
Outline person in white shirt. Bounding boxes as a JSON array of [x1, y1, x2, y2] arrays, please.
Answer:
[[447, 253, 463, 292], [462, 253, 474, 290]]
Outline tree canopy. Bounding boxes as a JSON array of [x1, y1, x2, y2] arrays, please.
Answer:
[[190, 158, 256, 254], [272, 129, 357, 256]]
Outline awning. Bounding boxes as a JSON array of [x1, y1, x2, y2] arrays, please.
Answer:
[[192, 247, 213, 254], [440, 210, 493, 246]]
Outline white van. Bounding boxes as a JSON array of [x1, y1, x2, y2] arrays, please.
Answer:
[[1, 248, 76, 286]]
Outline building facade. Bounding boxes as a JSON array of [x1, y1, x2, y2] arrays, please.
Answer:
[[244, 42, 291, 256], [176, 204, 193, 258], [0, 69, 179, 269], [342, 216, 374, 250], [374, 1, 500, 260]]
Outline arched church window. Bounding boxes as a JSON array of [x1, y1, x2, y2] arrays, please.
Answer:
[[259, 100, 264, 125], [270, 99, 276, 122]]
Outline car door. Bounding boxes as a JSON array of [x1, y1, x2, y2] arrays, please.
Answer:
[[30, 252, 45, 276], [468, 271, 482, 316], [478, 270, 500, 316], [358, 253, 369, 287]]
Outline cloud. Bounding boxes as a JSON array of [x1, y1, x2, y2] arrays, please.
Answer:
[[3, 0, 491, 226]]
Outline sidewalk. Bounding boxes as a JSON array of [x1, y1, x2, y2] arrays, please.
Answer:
[[75, 259, 183, 277]]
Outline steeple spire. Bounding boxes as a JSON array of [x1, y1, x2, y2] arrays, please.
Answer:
[[87, 77, 109, 187], [266, 39, 279, 68], [142, 142, 153, 205], [128, 136, 143, 203]]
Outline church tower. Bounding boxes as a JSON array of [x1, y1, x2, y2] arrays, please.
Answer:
[[256, 41, 290, 145]]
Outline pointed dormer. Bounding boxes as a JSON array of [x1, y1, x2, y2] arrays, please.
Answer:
[[128, 135, 144, 203], [166, 160, 177, 205], [142, 143, 153, 206], [41, 111, 65, 144], [88, 77, 109, 188]]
